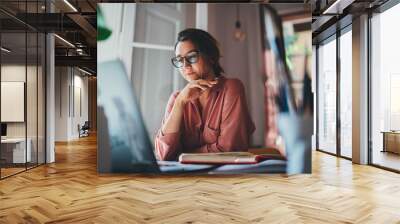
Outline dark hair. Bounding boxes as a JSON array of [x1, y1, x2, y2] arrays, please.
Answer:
[[175, 28, 224, 77]]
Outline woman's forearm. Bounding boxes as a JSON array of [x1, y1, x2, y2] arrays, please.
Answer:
[[161, 98, 185, 134]]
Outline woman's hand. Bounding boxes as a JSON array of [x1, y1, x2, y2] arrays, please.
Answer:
[[160, 79, 217, 136], [176, 79, 218, 104]]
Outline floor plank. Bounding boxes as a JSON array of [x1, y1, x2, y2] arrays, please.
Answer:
[[1, 134, 400, 223]]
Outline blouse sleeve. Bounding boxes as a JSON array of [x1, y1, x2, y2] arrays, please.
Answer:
[[154, 92, 182, 161], [193, 79, 255, 153]]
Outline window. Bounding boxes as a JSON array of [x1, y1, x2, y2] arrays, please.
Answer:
[[339, 28, 352, 158], [316, 24, 353, 159], [317, 36, 337, 154], [98, 3, 192, 145], [370, 2, 400, 171]]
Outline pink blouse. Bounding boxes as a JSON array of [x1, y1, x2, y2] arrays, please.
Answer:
[[155, 76, 256, 161]]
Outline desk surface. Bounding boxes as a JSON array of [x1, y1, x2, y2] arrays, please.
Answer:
[[1, 138, 27, 143], [381, 131, 400, 134]]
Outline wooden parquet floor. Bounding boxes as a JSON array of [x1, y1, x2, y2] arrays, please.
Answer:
[[1, 134, 400, 223]]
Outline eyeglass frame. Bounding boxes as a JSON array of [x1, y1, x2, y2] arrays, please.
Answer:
[[171, 50, 201, 68]]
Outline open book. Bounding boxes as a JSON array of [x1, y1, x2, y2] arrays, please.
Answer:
[[179, 151, 285, 165]]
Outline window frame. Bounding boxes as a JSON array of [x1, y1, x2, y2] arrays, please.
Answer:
[[314, 20, 353, 161]]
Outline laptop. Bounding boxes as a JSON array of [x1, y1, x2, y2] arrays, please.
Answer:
[[98, 60, 218, 173]]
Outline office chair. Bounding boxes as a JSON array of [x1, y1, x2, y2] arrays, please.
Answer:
[[79, 121, 90, 138]]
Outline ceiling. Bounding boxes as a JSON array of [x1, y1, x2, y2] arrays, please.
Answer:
[[0, 0, 98, 75], [311, 0, 390, 43]]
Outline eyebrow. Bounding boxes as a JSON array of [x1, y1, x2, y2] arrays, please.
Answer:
[[176, 49, 197, 57]]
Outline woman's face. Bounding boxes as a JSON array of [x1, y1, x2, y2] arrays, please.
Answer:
[[174, 40, 213, 81]]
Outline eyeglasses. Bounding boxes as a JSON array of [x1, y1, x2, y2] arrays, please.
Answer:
[[171, 50, 200, 68]]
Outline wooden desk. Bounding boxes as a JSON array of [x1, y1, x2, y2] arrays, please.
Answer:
[[1, 138, 32, 163], [381, 131, 400, 154]]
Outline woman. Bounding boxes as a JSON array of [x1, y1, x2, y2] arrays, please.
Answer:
[[155, 28, 255, 161]]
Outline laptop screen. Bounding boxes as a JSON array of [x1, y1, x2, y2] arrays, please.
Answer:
[[97, 60, 160, 173]]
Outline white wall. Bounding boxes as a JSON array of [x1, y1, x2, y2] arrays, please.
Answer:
[[1, 66, 26, 141], [55, 67, 68, 141], [73, 73, 89, 137], [1, 65, 38, 137], [1, 63, 46, 163], [55, 67, 89, 141]]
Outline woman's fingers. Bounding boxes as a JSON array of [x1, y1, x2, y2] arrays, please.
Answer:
[[196, 80, 210, 86], [189, 81, 211, 90], [195, 79, 218, 87], [191, 83, 208, 91]]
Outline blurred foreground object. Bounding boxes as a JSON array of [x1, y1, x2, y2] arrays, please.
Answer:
[[97, 6, 112, 41], [261, 5, 313, 174]]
